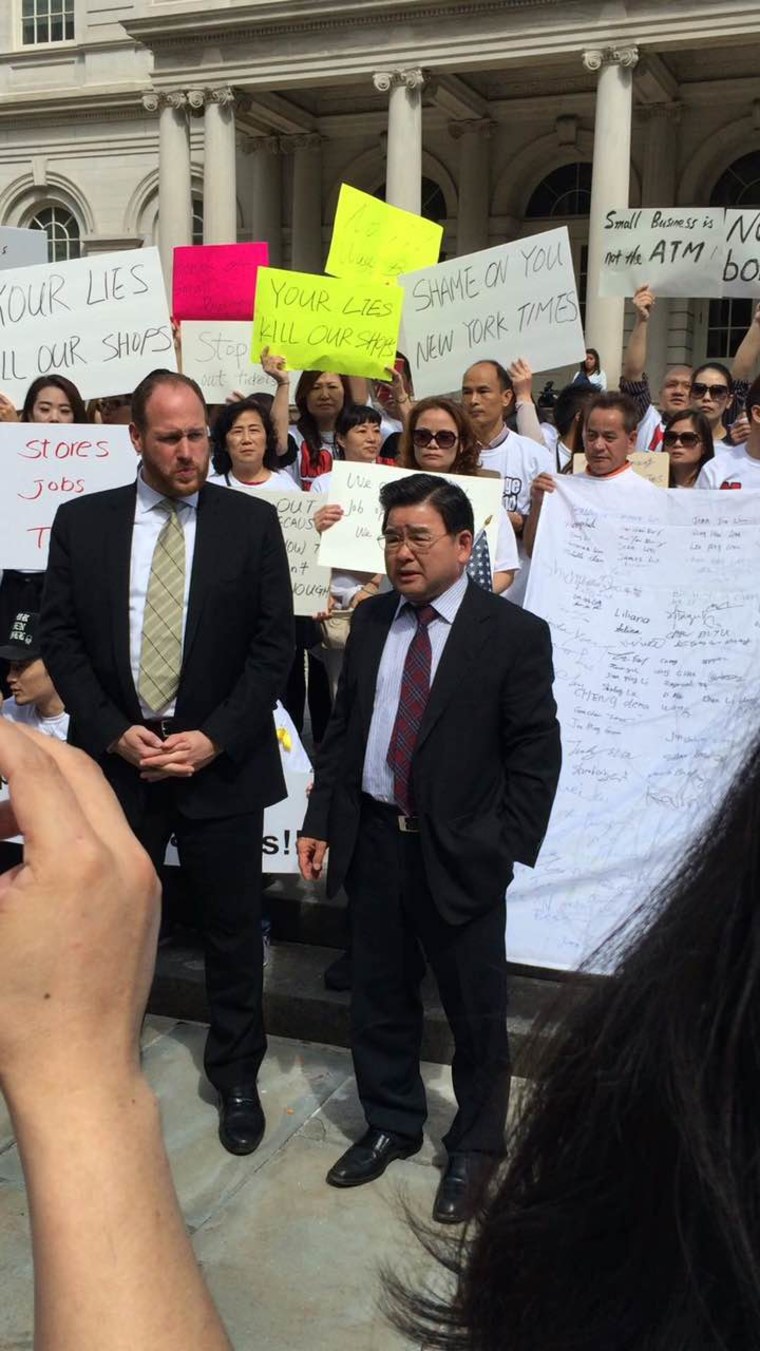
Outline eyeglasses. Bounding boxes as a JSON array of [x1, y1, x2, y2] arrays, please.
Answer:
[[663, 430, 702, 449], [411, 428, 458, 450], [690, 383, 729, 400], [379, 528, 450, 553]]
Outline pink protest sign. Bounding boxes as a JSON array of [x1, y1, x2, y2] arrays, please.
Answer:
[[172, 242, 269, 321]]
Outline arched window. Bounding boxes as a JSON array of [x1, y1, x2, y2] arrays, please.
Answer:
[[372, 176, 447, 226], [525, 163, 592, 218], [29, 205, 81, 262], [706, 152, 760, 359]]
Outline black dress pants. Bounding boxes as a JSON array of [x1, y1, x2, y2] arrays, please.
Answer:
[[121, 779, 266, 1092], [346, 796, 511, 1156]]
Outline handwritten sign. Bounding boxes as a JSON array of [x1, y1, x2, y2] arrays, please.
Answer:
[[180, 321, 302, 398], [598, 208, 726, 297], [398, 228, 585, 399], [317, 460, 502, 574], [172, 242, 269, 321], [572, 451, 670, 487], [164, 770, 311, 874], [251, 267, 403, 380], [507, 477, 760, 972], [0, 226, 48, 271], [0, 423, 136, 568], [723, 209, 760, 297], [0, 247, 176, 406], [326, 183, 442, 284], [264, 489, 331, 615]]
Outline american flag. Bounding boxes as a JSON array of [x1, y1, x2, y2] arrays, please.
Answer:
[[467, 521, 493, 592]]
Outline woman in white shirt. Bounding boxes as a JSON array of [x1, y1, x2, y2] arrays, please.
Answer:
[[209, 396, 297, 493], [573, 348, 607, 391]]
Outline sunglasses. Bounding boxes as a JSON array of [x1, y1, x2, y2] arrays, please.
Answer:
[[663, 430, 702, 449], [690, 382, 729, 400], [412, 428, 458, 450]]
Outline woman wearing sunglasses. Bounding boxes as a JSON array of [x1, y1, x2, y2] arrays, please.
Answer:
[[399, 397, 518, 593], [662, 407, 714, 488], [688, 363, 734, 446]]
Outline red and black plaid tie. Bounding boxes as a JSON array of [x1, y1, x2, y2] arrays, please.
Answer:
[[386, 604, 436, 816]]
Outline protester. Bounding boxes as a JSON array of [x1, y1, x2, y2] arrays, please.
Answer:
[[460, 360, 553, 534], [662, 407, 714, 487], [399, 396, 518, 592], [0, 720, 232, 1350], [697, 371, 760, 489], [688, 361, 737, 446], [573, 347, 607, 390], [209, 396, 297, 492], [550, 381, 598, 472], [349, 353, 415, 456], [40, 369, 294, 1157], [98, 393, 133, 425], [387, 732, 760, 1351], [290, 369, 353, 489]]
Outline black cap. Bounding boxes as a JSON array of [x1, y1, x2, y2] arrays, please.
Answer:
[[0, 612, 41, 662]]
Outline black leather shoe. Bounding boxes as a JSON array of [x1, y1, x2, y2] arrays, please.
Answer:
[[218, 1084, 265, 1156], [433, 1153, 498, 1225], [326, 1127, 423, 1188]]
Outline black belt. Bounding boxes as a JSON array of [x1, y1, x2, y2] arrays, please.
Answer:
[[361, 794, 420, 833], [143, 717, 177, 740]]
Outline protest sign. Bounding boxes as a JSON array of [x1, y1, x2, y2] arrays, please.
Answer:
[[507, 477, 760, 973], [723, 208, 760, 297], [317, 460, 502, 573], [164, 770, 311, 874], [398, 228, 585, 398], [0, 247, 176, 406], [326, 183, 442, 284], [252, 267, 403, 380], [598, 208, 726, 297], [180, 320, 302, 398], [0, 423, 136, 568], [572, 451, 670, 487], [172, 242, 269, 321], [0, 226, 48, 270], [264, 489, 331, 615]]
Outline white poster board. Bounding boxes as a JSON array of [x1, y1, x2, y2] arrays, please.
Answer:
[[598, 208, 726, 296], [399, 227, 585, 397], [0, 226, 48, 270], [723, 209, 760, 296], [264, 490, 331, 616], [164, 770, 311, 874], [180, 320, 301, 399], [0, 247, 176, 405], [507, 478, 760, 973], [317, 460, 502, 574], [0, 423, 137, 567]]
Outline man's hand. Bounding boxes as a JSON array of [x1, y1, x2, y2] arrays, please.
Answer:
[[0, 721, 159, 1097], [508, 510, 525, 535], [508, 357, 534, 403], [530, 472, 557, 504], [632, 284, 655, 322], [112, 724, 165, 767], [314, 503, 344, 533], [138, 730, 220, 782], [729, 413, 751, 445], [297, 836, 328, 882], [0, 391, 19, 423]]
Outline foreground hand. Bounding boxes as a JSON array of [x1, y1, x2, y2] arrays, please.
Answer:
[[530, 472, 556, 504], [729, 413, 751, 445], [139, 730, 219, 782], [297, 836, 328, 882], [0, 391, 19, 423], [314, 503, 344, 533], [0, 721, 159, 1095], [508, 357, 533, 402], [632, 284, 655, 322]]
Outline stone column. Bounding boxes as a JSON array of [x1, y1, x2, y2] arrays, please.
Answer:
[[200, 87, 238, 245], [287, 133, 323, 272], [373, 69, 427, 213], [249, 136, 283, 266], [640, 103, 681, 380], [582, 45, 639, 386], [449, 118, 494, 255], [143, 90, 192, 292]]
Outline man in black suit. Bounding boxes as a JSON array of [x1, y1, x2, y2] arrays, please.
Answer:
[[298, 473, 560, 1223], [41, 370, 294, 1155]]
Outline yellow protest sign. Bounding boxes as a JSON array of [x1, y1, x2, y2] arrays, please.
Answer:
[[251, 266, 403, 380], [325, 183, 443, 284]]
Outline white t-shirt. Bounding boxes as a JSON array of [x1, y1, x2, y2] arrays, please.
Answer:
[[287, 426, 336, 490], [208, 469, 297, 493], [635, 403, 665, 453], [696, 444, 760, 490], [479, 429, 554, 515], [1, 696, 69, 741]]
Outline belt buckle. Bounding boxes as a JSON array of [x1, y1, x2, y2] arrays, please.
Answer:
[[158, 718, 173, 740], [398, 815, 420, 834]]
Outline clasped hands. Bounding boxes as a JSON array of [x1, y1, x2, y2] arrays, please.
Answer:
[[113, 725, 220, 781]]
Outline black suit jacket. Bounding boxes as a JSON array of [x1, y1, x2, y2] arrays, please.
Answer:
[[40, 481, 294, 820], [302, 580, 561, 925]]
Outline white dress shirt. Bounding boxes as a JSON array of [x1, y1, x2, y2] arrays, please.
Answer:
[[129, 473, 198, 718], [362, 571, 469, 804]]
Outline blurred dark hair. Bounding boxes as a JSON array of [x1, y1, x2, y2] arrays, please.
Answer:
[[294, 370, 352, 471], [585, 390, 639, 436], [130, 369, 207, 434], [691, 361, 734, 395], [335, 404, 381, 440], [663, 406, 715, 487], [22, 374, 87, 424], [581, 346, 601, 374], [387, 734, 760, 1350], [554, 382, 596, 440], [399, 396, 480, 476], [380, 472, 474, 536], [745, 372, 760, 415], [462, 359, 512, 393], [211, 396, 279, 476]]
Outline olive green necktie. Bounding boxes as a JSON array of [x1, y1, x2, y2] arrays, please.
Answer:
[[138, 499, 186, 713]]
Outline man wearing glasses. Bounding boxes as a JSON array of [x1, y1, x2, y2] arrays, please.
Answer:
[[298, 472, 560, 1224]]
